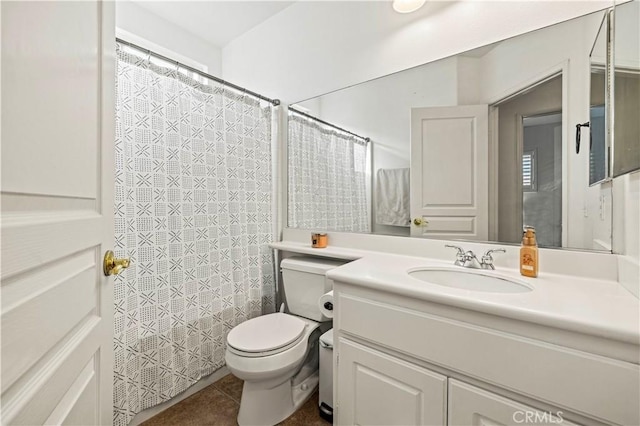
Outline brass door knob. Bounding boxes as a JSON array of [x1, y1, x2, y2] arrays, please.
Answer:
[[103, 251, 131, 276], [413, 217, 426, 226]]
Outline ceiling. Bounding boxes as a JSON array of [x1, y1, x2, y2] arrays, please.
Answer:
[[132, 1, 295, 47]]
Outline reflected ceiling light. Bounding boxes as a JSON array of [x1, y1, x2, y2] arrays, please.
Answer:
[[392, 0, 426, 14]]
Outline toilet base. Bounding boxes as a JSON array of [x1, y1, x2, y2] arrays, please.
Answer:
[[237, 372, 319, 426]]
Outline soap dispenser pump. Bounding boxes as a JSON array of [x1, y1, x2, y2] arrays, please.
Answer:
[[520, 226, 539, 278]]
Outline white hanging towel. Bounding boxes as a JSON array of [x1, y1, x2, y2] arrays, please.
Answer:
[[376, 168, 410, 226]]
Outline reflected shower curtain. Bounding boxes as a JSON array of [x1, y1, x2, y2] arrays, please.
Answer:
[[113, 45, 275, 426], [288, 114, 370, 232]]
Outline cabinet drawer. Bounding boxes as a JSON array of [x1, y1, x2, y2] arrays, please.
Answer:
[[449, 379, 579, 426], [337, 338, 447, 426], [338, 293, 639, 425]]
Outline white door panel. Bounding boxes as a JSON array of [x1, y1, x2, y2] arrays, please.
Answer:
[[336, 338, 447, 426], [48, 361, 98, 426], [448, 379, 579, 426], [422, 117, 475, 206], [1, 1, 115, 425], [1, 2, 100, 198], [410, 105, 488, 239]]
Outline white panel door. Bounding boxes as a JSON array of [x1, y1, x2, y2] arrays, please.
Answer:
[[1, 2, 115, 425], [336, 338, 447, 426], [448, 379, 579, 426], [410, 105, 488, 239]]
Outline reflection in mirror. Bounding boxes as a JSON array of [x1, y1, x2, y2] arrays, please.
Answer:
[[288, 7, 615, 251], [287, 109, 370, 233], [495, 76, 563, 246], [589, 103, 607, 184], [589, 15, 608, 185], [522, 111, 563, 248], [613, 0, 640, 177]]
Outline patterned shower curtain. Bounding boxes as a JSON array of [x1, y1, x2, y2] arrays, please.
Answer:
[[113, 44, 275, 426], [288, 113, 370, 232]]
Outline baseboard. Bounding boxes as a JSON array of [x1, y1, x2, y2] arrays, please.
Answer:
[[128, 366, 231, 426]]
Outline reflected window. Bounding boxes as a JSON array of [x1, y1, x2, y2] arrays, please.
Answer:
[[522, 150, 536, 192]]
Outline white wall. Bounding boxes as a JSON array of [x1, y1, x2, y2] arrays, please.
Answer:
[[615, 172, 640, 260], [614, 171, 640, 298], [115, 0, 222, 75], [222, 1, 612, 104]]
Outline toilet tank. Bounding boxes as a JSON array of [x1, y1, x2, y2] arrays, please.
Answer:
[[280, 256, 348, 321]]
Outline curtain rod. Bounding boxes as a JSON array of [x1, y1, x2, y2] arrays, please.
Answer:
[[116, 37, 280, 107], [288, 107, 370, 143]]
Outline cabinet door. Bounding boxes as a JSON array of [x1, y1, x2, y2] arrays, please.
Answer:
[[448, 379, 579, 426], [337, 338, 447, 425]]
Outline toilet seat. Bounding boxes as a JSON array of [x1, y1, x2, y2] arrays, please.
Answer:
[[227, 313, 307, 357]]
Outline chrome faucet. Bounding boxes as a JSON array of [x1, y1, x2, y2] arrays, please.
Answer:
[[480, 248, 506, 270], [445, 245, 506, 270], [445, 245, 466, 266]]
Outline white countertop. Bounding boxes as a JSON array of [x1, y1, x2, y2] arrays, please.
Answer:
[[271, 241, 640, 345]]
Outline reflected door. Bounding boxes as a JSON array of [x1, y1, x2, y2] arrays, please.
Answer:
[[410, 105, 489, 240]]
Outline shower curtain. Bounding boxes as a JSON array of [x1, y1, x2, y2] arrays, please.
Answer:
[[113, 44, 276, 426], [288, 114, 370, 232]]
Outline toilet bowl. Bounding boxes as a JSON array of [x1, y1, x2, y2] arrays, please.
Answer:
[[225, 256, 347, 426], [225, 313, 330, 425]]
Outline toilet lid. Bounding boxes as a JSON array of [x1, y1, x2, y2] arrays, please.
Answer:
[[227, 313, 306, 353]]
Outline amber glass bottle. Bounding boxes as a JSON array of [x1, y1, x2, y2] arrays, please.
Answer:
[[520, 226, 539, 278]]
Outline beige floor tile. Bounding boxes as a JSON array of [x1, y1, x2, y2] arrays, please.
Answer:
[[141, 385, 239, 426], [279, 392, 327, 426], [213, 374, 244, 403], [143, 374, 328, 426]]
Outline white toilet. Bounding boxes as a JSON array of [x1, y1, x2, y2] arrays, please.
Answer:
[[225, 256, 345, 426]]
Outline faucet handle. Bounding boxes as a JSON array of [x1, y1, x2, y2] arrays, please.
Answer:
[[484, 249, 507, 256], [481, 248, 506, 269], [445, 245, 466, 266], [445, 244, 465, 255]]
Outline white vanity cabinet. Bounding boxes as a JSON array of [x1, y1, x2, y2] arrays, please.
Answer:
[[448, 379, 577, 426], [336, 340, 581, 426], [333, 282, 640, 426], [337, 338, 447, 425]]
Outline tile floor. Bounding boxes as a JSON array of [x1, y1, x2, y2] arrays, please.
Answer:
[[141, 374, 329, 426]]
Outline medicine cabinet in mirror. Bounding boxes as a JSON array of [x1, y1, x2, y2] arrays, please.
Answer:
[[286, 3, 636, 252], [612, 1, 640, 177], [589, 12, 608, 186]]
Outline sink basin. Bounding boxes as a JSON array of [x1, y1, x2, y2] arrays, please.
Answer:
[[408, 268, 532, 293]]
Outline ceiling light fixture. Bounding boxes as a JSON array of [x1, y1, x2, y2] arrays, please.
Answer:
[[392, 0, 426, 14]]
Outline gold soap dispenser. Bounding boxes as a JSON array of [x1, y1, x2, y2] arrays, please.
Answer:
[[520, 226, 539, 278]]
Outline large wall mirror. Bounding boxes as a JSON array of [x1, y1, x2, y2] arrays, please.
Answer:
[[286, 3, 637, 252]]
